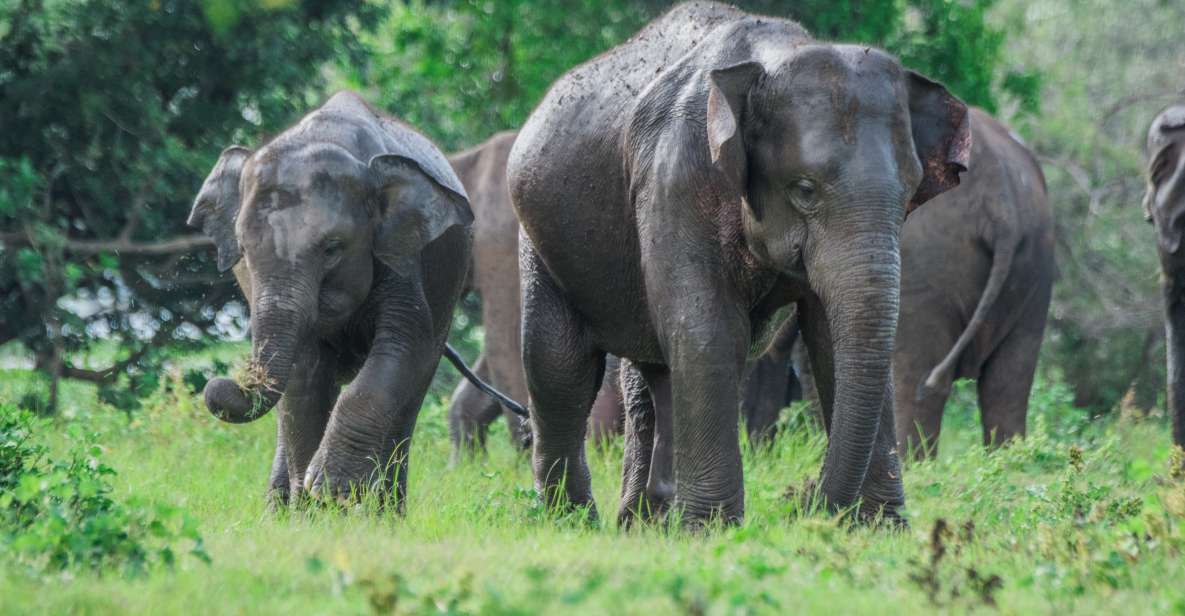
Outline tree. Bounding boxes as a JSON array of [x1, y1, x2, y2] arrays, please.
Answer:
[[0, 0, 380, 410]]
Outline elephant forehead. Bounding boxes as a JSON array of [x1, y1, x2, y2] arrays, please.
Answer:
[[264, 203, 354, 264], [252, 143, 369, 196]]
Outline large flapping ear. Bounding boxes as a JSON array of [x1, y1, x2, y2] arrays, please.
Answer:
[[905, 71, 972, 214], [188, 146, 252, 272], [369, 153, 474, 269], [706, 61, 765, 193], [1143, 142, 1177, 224]]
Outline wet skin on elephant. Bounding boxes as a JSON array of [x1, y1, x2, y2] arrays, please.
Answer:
[[508, 2, 971, 526], [444, 131, 623, 460], [1144, 102, 1185, 451], [189, 91, 486, 508]]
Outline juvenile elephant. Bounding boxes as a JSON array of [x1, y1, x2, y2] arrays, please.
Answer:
[[895, 109, 1054, 458], [508, 2, 970, 525], [1144, 102, 1185, 450], [445, 131, 623, 458], [189, 92, 513, 507]]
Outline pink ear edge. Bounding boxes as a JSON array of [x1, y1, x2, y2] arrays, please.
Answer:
[[907, 107, 972, 214]]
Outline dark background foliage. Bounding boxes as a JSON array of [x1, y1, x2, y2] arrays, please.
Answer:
[[0, 0, 1173, 415]]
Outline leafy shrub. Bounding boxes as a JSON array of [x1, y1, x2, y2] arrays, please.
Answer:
[[0, 405, 208, 575]]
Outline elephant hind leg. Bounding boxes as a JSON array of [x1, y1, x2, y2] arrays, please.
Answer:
[[447, 355, 503, 463], [977, 322, 1044, 449], [520, 240, 603, 515], [617, 361, 671, 527], [893, 332, 957, 461]]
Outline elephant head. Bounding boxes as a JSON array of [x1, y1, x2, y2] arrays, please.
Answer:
[[1144, 103, 1185, 255], [704, 45, 970, 508], [188, 135, 471, 423]]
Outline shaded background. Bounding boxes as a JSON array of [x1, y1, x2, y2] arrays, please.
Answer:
[[0, 0, 1180, 417]]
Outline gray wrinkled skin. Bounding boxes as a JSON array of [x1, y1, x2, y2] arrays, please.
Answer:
[[444, 132, 624, 459], [1145, 102, 1185, 450], [508, 2, 970, 526], [894, 109, 1055, 458], [188, 91, 474, 509]]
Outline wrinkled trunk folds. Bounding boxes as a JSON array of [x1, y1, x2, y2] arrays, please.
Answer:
[[813, 240, 901, 510], [203, 284, 312, 423]]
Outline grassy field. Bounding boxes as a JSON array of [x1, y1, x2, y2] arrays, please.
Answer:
[[1, 352, 1183, 615]]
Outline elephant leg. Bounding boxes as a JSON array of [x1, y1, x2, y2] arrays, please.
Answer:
[[892, 333, 956, 461], [447, 355, 503, 462], [617, 361, 672, 526], [977, 305, 1047, 448], [589, 356, 625, 445], [278, 343, 337, 502], [741, 354, 791, 445], [521, 239, 603, 513], [1166, 279, 1185, 450], [266, 424, 290, 509]]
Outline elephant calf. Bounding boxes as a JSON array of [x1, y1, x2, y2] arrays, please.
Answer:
[[1144, 102, 1185, 451], [188, 91, 501, 507]]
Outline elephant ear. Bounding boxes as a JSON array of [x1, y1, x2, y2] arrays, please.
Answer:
[[188, 146, 252, 272], [905, 71, 972, 214], [706, 61, 765, 202], [369, 153, 474, 269]]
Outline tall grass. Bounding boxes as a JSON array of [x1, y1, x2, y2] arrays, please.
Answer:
[[0, 362, 1182, 614]]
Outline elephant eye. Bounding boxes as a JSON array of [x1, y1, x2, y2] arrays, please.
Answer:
[[788, 178, 819, 212], [324, 238, 345, 258]]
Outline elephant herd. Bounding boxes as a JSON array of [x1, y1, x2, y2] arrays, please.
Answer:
[[187, 2, 1182, 527]]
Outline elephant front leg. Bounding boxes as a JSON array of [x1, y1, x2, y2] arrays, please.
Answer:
[[266, 424, 290, 510], [447, 354, 503, 464], [1166, 280, 1185, 450], [664, 325, 748, 526], [277, 343, 337, 504]]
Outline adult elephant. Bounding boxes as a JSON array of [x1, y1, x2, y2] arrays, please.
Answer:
[[445, 131, 623, 458], [1144, 102, 1185, 451], [508, 2, 970, 526], [189, 92, 519, 508], [894, 109, 1054, 458]]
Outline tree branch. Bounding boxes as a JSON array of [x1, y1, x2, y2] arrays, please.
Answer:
[[1, 231, 213, 255]]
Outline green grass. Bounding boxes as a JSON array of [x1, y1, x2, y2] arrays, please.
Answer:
[[1, 359, 1183, 615]]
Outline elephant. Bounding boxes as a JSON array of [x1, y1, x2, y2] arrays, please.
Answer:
[[1144, 102, 1185, 451], [187, 91, 519, 508], [741, 110, 1056, 459], [894, 109, 1054, 458], [507, 2, 971, 526], [444, 131, 624, 459]]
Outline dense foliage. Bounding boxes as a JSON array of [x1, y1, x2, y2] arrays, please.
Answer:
[[0, 404, 207, 574], [0, 0, 1174, 416], [0, 0, 377, 408], [340, 0, 1032, 152]]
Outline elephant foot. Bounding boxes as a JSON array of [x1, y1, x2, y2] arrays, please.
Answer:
[[303, 443, 396, 509], [671, 488, 744, 529], [617, 482, 672, 529]]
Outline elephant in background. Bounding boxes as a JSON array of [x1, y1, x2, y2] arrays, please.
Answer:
[[446, 131, 623, 459], [1144, 102, 1185, 450], [508, 2, 970, 525], [189, 91, 498, 508], [893, 109, 1054, 458]]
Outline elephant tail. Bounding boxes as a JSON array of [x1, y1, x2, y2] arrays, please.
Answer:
[[916, 237, 1016, 401], [444, 344, 530, 418]]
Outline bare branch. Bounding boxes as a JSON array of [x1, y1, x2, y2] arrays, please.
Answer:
[[1, 231, 213, 255]]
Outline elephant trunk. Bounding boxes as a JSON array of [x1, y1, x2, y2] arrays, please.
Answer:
[[812, 233, 901, 511], [203, 282, 314, 423]]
